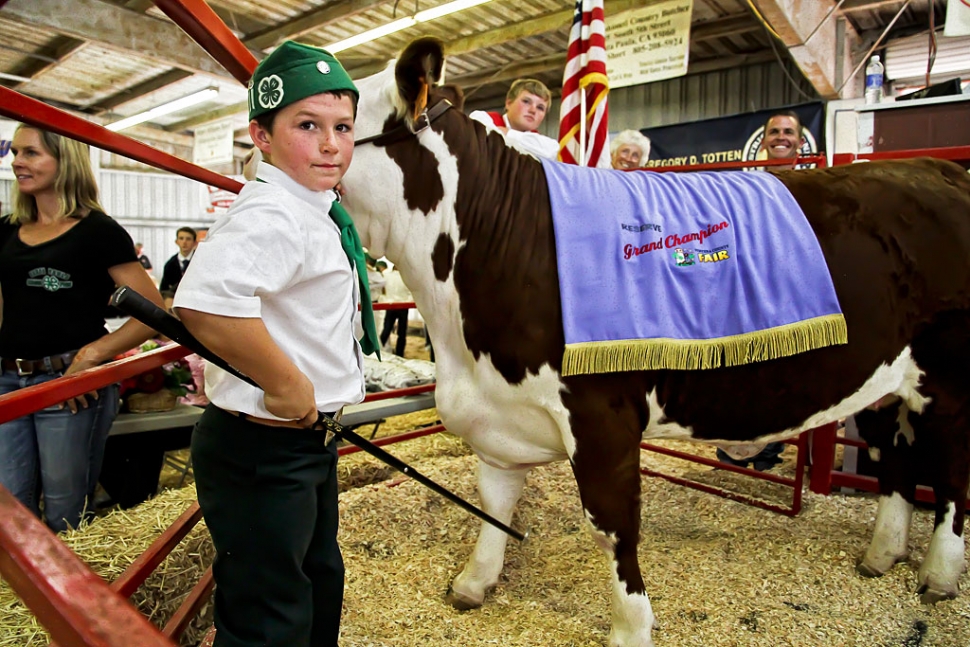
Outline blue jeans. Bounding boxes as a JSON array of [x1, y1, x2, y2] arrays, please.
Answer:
[[0, 369, 120, 532]]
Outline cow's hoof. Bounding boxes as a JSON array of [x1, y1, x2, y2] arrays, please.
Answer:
[[445, 587, 483, 611], [856, 561, 886, 578], [917, 584, 958, 605], [857, 552, 907, 578]]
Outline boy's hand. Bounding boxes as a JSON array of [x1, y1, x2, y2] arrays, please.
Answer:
[[264, 371, 317, 425]]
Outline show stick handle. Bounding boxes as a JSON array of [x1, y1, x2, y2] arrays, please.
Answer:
[[109, 286, 256, 388]]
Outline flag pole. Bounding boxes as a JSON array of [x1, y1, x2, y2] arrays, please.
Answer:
[[579, 89, 587, 166]]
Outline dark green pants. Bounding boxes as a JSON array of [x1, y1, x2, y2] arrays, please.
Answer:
[[192, 405, 343, 647]]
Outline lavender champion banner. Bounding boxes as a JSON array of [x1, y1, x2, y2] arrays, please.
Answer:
[[540, 158, 846, 376]]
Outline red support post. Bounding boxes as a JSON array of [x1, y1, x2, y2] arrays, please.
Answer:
[[372, 301, 418, 311], [640, 431, 809, 517], [362, 383, 435, 402], [808, 422, 838, 495], [151, 0, 259, 85]]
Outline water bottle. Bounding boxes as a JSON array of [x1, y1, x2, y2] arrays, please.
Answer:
[[865, 55, 884, 105]]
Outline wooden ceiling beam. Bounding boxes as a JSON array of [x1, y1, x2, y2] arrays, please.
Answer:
[[750, 0, 860, 99], [6, 36, 86, 90], [448, 0, 640, 56], [452, 48, 778, 92], [839, 0, 905, 11], [88, 68, 195, 112], [691, 13, 761, 41], [244, 0, 389, 51], [122, 0, 268, 34], [1, 0, 231, 78]]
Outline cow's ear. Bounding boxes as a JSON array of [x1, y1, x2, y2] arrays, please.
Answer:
[[395, 37, 445, 122]]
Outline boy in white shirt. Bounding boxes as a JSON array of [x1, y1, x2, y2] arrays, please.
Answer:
[[173, 41, 379, 647], [469, 78, 560, 160]]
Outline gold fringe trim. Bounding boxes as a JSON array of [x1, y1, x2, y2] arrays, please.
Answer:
[[561, 314, 847, 376]]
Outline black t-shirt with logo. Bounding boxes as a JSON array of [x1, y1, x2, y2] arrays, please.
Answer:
[[0, 211, 137, 359]]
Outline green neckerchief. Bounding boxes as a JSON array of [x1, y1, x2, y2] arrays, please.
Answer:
[[254, 177, 380, 358], [329, 201, 381, 358]]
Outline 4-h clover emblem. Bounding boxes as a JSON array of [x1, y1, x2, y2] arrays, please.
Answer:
[[257, 74, 284, 110], [43, 275, 61, 291]]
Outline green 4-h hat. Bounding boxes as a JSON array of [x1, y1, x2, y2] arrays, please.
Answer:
[[248, 41, 358, 120]]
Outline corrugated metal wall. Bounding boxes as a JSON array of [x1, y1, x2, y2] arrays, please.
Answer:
[[540, 59, 818, 137]]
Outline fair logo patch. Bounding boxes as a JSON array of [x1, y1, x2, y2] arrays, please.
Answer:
[[257, 74, 284, 110], [316, 61, 331, 74], [672, 248, 695, 267]]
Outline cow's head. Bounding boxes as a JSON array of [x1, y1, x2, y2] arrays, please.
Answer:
[[342, 38, 463, 260]]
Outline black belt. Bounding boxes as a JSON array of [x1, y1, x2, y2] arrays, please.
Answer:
[[1, 351, 78, 376]]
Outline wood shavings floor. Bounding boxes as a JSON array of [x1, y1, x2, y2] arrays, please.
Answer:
[[3, 430, 968, 647]]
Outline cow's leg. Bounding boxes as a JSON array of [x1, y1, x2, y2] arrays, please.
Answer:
[[910, 396, 969, 603], [857, 405, 916, 577], [568, 404, 653, 647], [910, 315, 970, 603], [446, 459, 529, 609]]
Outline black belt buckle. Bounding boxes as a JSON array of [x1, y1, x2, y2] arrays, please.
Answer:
[[15, 359, 30, 376]]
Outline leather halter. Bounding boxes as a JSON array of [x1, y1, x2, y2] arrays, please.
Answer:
[[354, 99, 453, 147]]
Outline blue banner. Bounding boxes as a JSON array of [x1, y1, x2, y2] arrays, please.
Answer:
[[641, 102, 824, 168]]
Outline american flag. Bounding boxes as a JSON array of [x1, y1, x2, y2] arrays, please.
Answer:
[[557, 0, 609, 167]]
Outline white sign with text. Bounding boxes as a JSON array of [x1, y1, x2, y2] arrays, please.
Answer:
[[192, 118, 235, 167], [606, 0, 693, 89]]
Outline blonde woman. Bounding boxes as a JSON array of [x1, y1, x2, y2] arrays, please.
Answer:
[[0, 126, 164, 531]]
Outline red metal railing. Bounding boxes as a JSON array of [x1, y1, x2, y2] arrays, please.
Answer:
[[641, 428, 817, 517], [0, 487, 176, 647], [646, 154, 828, 173], [0, 345, 189, 426]]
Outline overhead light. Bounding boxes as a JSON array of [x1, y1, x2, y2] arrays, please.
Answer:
[[106, 87, 220, 132], [328, 18, 417, 53], [0, 71, 33, 83], [414, 0, 494, 22], [327, 0, 495, 53]]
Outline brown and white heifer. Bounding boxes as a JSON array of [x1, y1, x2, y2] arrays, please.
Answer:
[[341, 38, 970, 647]]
